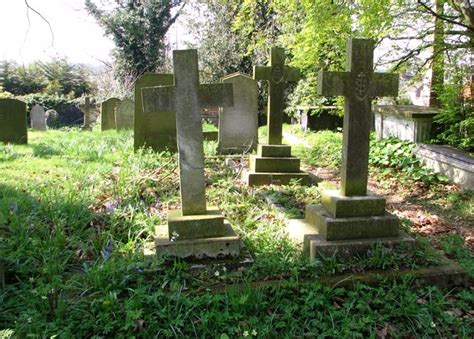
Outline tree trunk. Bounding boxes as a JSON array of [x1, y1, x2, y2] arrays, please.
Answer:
[[429, 0, 445, 108]]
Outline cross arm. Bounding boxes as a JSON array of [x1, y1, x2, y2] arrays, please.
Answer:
[[199, 83, 234, 108], [317, 70, 349, 97], [284, 66, 301, 82], [253, 65, 272, 81], [141, 86, 175, 113], [371, 73, 399, 98]]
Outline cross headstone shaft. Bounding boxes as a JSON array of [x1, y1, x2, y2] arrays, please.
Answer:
[[142, 50, 233, 216], [318, 39, 399, 196], [254, 47, 300, 145]]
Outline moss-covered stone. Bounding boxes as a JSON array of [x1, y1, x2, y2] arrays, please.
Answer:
[[249, 155, 300, 173], [243, 171, 310, 186], [0, 98, 27, 144], [305, 204, 399, 241], [257, 144, 291, 157], [321, 189, 386, 218], [134, 73, 176, 152], [155, 222, 240, 259], [303, 232, 416, 260], [168, 208, 225, 240]]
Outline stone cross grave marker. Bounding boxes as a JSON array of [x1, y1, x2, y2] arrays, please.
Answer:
[[30, 104, 47, 131], [318, 39, 399, 196], [115, 98, 134, 130], [218, 73, 258, 153], [134, 73, 176, 152], [142, 49, 233, 216], [101, 97, 121, 131], [253, 47, 300, 145], [0, 98, 27, 144]]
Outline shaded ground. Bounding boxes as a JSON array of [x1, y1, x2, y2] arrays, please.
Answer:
[[283, 130, 474, 254]]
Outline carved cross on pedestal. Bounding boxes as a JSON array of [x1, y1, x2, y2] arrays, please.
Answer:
[[318, 39, 399, 196], [141, 49, 233, 216], [254, 47, 300, 145]]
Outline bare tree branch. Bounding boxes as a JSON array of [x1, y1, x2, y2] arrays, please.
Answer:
[[24, 0, 55, 47]]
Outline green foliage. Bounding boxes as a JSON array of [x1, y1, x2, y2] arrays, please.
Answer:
[[439, 234, 474, 277], [369, 136, 443, 183], [0, 59, 92, 97], [432, 72, 474, 151], [85, 0, 181, 78], [0, 130, 472, 336], [19, 93, 77, 112], [187, 0, 253, 83], [293, 128, 343, 170]]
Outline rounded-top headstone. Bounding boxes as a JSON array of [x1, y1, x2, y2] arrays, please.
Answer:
[[30, 104, 47, 131]]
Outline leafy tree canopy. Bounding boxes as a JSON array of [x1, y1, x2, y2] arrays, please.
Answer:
[[85, 0, 183, 79]]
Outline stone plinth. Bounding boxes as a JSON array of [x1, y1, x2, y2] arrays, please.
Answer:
[[374, 105, 439, 143], [243, 144, 310, 187], [415, 144, 474, 189], [155, 210, 240, 259]]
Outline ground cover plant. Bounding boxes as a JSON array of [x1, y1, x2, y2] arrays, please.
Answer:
[[1, 129, 473, 337]]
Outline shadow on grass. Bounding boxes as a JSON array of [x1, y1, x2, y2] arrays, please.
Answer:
[[30, 143, 63, 159]]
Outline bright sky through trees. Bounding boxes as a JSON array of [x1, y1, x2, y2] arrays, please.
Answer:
[[0, 0, 114, 66]]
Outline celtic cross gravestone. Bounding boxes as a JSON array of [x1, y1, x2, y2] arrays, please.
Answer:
[[253, 47, 300, 145]]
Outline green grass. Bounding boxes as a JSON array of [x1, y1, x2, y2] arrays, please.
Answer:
[[1, 129, 473, 337]]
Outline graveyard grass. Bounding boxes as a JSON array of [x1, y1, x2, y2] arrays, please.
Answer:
[[1, 129, 473, 337]]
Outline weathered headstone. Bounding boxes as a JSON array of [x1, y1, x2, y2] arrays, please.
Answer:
[[243, 47, 310, 186], [81, 97, 93, 131], [101, 98, 121, 131], [0, 98, 27, 144], [142, 49, 241, 259], [30, 104, 47, 131], [134, 73, 176, 151], [217, 73, 258, 154], [302, 38, 414, 259], [115, 98, 134, 130]]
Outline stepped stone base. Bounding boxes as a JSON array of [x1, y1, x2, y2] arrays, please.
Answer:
[[306, 204, 399, 241], [243, 170, 310, 186], [154, 221, 241, 259], [303, 232, 416, 259], [321, 190, 386, 218], [296, 188, 416, 259], [244, 143, 310, 187], [168, 208, 226, 240]]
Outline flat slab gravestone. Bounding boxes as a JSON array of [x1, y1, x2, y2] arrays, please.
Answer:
[[30, 104, 47, 131], [217, 72, 258, 154], [101, 98, 121, 131], [142, 49, 242, 259], [0, 98, 28, 144], [373, 105, 439, 143], [299, 39, 415, 259], [134, 73, 176, 152], [115, 98, 134, 130], [243, 47, 310, 186]]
